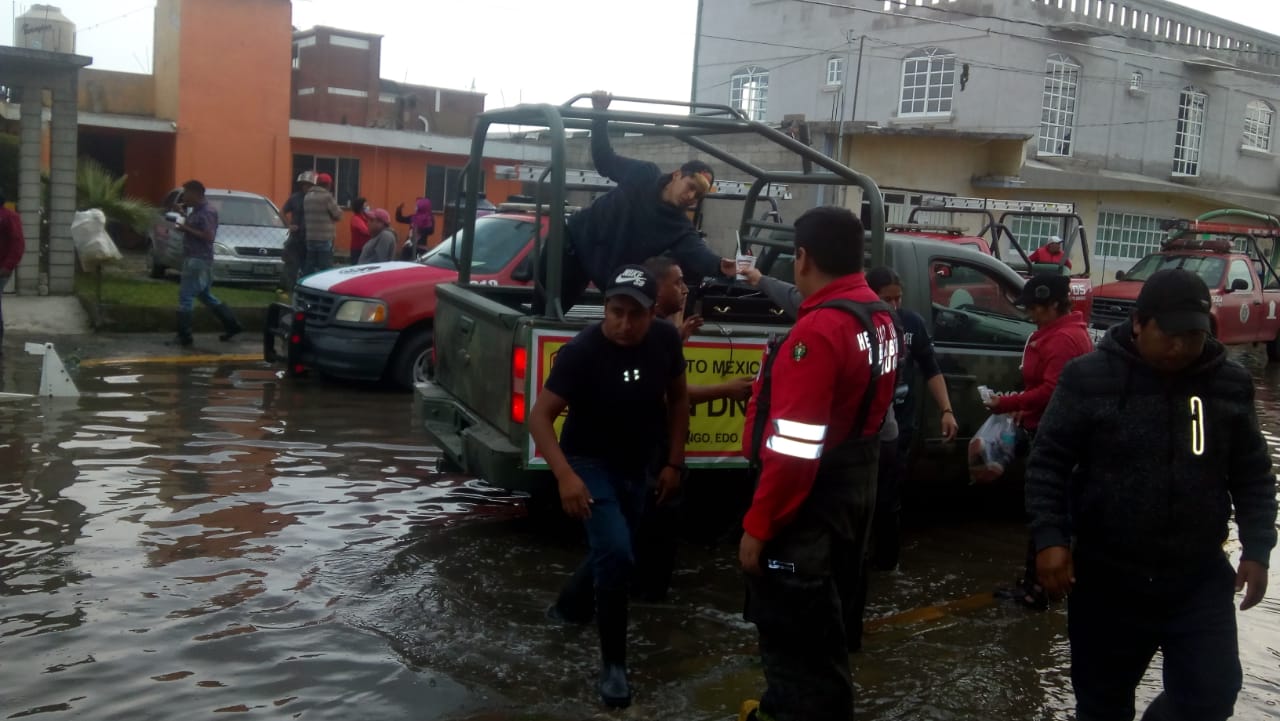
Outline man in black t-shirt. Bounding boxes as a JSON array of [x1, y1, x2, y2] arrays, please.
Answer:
[[528, 264, 690, 711]]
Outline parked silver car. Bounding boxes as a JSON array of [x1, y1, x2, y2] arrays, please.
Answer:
[[148, 188, 288, 284]]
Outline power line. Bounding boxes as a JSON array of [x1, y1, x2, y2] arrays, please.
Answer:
[[784, 0, 1280, 80]]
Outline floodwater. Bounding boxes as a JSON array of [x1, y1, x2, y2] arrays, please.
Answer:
[[1, 341, 1277, 721]]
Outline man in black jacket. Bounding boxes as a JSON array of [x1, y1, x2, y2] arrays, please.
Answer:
[[535, 92, 734, 313], [1027, 269, 1276, 721]]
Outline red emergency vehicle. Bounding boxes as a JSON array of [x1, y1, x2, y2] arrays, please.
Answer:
[[887, 195, 1095, 321], [1089, 209, 1280, 357]]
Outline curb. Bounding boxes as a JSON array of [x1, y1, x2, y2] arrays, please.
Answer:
[[78, 296, 269, 333]]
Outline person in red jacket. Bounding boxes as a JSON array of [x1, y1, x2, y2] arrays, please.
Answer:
[[348, 197, 371, 264], [738, 206, 898, 721], [986, 272, 1092, 609], [0, 188, 27, 351], [986, 273, 1092, 431], [1027, 235, 1072, 269]]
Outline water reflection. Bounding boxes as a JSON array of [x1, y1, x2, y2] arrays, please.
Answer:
[[0, 347, 1276, 720]]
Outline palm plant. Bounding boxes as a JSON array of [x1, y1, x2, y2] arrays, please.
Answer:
[[76, 158, 156, 234]]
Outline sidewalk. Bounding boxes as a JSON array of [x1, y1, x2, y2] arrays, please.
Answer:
[[2, 295, 92, 334]]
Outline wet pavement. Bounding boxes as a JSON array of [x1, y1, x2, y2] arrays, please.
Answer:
[[1, 334, 1277, 720]]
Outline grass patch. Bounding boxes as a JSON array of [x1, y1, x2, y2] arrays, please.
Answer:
[[76, 272, 277, 308]]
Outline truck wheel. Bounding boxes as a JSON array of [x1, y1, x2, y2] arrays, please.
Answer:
[[1268, 332, 1280, 363], [389, 328, 433, 390]]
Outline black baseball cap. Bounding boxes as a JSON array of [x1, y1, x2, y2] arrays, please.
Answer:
[[604, 265, 658, 309], [1136, 269, 1212, 333], [1016, 273, 1070, 307]]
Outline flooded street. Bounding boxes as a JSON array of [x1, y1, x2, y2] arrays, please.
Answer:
[[1, 340, 1277, 720]]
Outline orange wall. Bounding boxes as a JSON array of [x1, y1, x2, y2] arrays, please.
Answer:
[[167, 0, 293, 204], [289, 138, 522, 255], [124, 133, 177, 202]]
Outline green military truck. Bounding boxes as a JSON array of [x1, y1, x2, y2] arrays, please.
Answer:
[[415, 95, 1039, 492]]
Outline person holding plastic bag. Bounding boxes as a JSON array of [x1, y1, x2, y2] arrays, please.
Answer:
[[982, 273, 1092, 609]]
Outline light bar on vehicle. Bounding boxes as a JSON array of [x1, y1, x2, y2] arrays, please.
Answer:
[[918, 193, 1075, 214], [1163, 219, 1280, 238], [495, 165, 793, 199]]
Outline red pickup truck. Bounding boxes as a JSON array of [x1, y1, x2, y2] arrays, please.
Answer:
[[1088, 210, 1280, 356], [889, 195, 1095, 321], [264, 207, 544, 388]]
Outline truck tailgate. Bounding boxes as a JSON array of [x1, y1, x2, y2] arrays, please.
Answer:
[[432, 283, 527, 439]]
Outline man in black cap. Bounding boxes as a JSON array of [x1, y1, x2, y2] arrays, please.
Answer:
[[528, 264, 689, 710], [1027, 268, 1276, 721]]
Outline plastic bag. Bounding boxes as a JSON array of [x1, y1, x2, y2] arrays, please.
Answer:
[[71, 209, 123, 272], [968, 413, 1019, 483]]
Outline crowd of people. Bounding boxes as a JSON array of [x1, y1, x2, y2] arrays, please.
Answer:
[[522, 91, 1277, 721], [277, 170, 439, 295]]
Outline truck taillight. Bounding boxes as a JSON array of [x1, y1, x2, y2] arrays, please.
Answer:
[[511, 346, 528, 425]]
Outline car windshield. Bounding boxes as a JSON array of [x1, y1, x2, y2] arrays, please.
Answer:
[[424, 216, 537, 271], [209, 196, 285, 228], [1124, 254, 1226, 287]]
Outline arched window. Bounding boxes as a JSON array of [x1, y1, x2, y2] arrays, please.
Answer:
[[1173, 86, 1208, 176], [1243, 100, 1274, 152], [1038, 54, 1080, 156], [899, 47, 955, 117], [730, 66, 769, 121]]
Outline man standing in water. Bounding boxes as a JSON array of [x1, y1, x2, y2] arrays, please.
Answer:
[[1027, 269, 1276, 721], [528, 264, 688, 709], [738, 206, 897, 721]]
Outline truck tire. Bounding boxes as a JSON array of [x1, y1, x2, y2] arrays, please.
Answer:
[[1268, 332, 1280, 363], [388, 328, 433, 390]]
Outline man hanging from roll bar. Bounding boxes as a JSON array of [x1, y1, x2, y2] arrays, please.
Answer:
[[534, 91, 736, 314]]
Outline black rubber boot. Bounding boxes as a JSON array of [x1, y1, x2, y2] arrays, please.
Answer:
[[596, 588, 631, 709], [547, 561, 594, 625], [211, 303, 242, 342], [174, 310, 194, 347]]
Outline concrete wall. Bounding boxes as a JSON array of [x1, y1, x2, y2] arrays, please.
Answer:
[[695, 0, 1280, 198], [79, 69, 155, 117]]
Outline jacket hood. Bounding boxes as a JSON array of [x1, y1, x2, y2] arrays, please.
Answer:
[[1098, 322, 1227, 379]]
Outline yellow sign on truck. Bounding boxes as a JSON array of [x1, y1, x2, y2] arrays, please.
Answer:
[[525, 329, 767, 468]]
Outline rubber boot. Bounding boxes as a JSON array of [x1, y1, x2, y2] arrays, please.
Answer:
[[547, 561, 594, 625], [211, 303, 243, 342], [174, 310, 194, 347], [738, 700, 761, 721], [596, 588, 631, 709]]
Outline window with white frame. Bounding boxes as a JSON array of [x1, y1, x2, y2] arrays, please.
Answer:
[[730, 66, 769, 121], [1243, 100, 1274, 152], [826, 57, 845, 86], [899, 48, 956, 117], [1038, 55, 1080, 156], [1096, 211, 1166, 260], [1008, 216, 1063, 251], [1173, 87, 1207, 176]]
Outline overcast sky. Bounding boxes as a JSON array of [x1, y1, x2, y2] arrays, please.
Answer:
[[3, 0, 1278, 109]]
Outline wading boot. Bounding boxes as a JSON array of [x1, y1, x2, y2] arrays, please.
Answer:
[[546, 562, 594, 625], [738, 700, 761, 721], [211, 303, 243, 342], [596, 588, 631, 709], [172, 310, 194, 347]]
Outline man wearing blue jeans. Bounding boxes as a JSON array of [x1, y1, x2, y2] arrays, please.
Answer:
[[528, 264, 689, 711], [173, 180, 241, 347]]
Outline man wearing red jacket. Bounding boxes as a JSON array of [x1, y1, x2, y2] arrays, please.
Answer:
[[738, 206, 898, 721], [0, 188, 26, 351]]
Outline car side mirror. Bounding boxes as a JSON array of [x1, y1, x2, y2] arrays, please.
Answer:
[[1114, 270, 1125, 281], [1230, 278, 1250, 292], [510, 255, 534, 283]]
